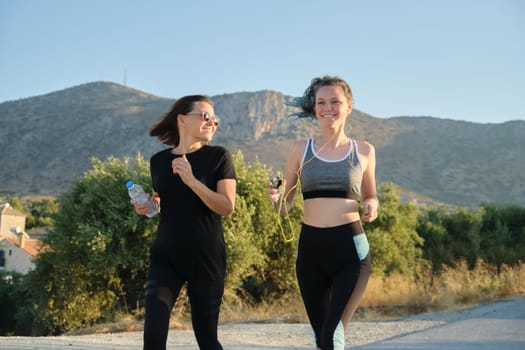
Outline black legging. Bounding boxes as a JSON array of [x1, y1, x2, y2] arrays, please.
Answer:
[[296, 221, 371, 350], [143, 261, 224, 350]]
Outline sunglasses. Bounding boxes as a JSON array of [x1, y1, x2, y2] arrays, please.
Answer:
[[185, 111, 220, 126]]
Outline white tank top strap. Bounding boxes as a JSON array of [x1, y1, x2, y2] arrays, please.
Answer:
[[352, 139, 363, 173], [300, 138, 313, 168]]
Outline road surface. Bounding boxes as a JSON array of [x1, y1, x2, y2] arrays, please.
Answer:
[[1, 296, 523, 349]]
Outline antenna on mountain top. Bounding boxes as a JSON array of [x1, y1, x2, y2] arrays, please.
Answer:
[[123, 69, 127, 86]]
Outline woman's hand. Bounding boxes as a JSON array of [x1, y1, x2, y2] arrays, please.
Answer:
[[172, 154, 196, 187], [268, 185, 280, 204], [171, 153, 235, 217], [130, 195, 154, 216], [361, 196, 379, 222], [268, 177, 287, 214], [268, 176, 284, 204]]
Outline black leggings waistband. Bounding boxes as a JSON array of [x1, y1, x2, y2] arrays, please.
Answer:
[[300, 221, 364, 236]]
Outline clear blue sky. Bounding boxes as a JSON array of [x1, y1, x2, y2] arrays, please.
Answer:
[[1, 0, 523, 123]]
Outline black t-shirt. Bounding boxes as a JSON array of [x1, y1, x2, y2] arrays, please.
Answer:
[[149, 145, 236, 279]]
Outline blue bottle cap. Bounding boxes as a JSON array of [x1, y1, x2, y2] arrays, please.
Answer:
[[125, 181, 134, 189]]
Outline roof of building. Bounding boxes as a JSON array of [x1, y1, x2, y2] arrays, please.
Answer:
[[0, 203, 26, 217], [3, 236, 43, 258]]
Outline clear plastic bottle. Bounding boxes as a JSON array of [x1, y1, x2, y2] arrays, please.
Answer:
[[126, 181, 158, 218]]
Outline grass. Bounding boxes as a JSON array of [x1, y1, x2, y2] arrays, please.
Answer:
[[225, 260, 525, 323], [358, 259, 525, 319], [68, 260, 525, 335]]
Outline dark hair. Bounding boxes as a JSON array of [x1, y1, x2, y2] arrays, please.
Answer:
[[286, 75, 353, 120], [149, 95, 214, 146]]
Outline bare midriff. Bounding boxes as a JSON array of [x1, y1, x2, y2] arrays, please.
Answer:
[[302, 197, 360, 228]]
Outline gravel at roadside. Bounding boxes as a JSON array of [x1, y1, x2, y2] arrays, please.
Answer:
[[1, 296, 523, 350]]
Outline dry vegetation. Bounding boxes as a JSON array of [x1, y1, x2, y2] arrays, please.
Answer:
[[70, 261, 524, 335], [359, 260, 525, 319]]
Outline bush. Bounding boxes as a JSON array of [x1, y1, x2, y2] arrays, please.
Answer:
[[365, 183, 424, 275], [25, 151, 302, 333], [14, 152, 524, 335], [28, 154, 158, 334], [226, 151, 301, 300], [0, 271, 32, 335]]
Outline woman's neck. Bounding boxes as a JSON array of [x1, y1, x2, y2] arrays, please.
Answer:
[[173, 139, 204, 154], [317, 129, 350, 148]]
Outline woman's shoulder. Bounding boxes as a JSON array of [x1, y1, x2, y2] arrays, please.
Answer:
[[201, 145, 234, 161], [290, 138, 309, 153], [205, 144, 231, 154], [285, 139, 309, 165], [354, 139, 375, 156], [150, 147, 173, 160]]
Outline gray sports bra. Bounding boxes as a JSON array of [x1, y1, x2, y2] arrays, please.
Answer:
[[300, 138, 363, 201]]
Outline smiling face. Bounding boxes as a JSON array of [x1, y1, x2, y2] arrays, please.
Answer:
[[314, 85, 352, 126], [182, 101, 218, 142]]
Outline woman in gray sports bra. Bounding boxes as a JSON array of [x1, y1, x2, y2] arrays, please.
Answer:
[[269, 75, 379, 350]]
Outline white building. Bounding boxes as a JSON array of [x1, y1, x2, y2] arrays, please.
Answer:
[[0, 203, 42, 274]]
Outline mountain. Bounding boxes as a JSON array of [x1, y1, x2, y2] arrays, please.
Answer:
[[1, 82, 524, 207]]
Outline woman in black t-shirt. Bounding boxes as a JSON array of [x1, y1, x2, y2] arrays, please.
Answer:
[[131, 95, 236, 350]]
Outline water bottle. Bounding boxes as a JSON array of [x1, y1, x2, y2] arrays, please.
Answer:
[[126, 181, 158, 218]]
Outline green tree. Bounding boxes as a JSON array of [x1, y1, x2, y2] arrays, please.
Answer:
[[479, 204, 525, 271], [29, 154, 158, 334], [418, 207, 483, 271], [25, 150, 298, 334], [365, 183, 424, 275], [25, 197, 59, 229], [0, 271, 28, 335], [417, 208, 454, 272], [229, 151, 301, 300], [444, 208, 483, 269], [221, 151, 266, 295], [1, 196, 58, 230], [4, 195, 26, 214]]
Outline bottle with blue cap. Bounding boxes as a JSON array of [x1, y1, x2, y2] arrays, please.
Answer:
[[126, 181, 158, 218]]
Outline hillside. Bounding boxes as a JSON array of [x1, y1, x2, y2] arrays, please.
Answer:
[[1, 81, 524, 206]]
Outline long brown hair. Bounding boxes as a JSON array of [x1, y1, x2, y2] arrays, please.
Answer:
[[149, 95, 214, 146]]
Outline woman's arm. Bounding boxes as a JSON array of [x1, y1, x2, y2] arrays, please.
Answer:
[[269, 140, 304, 216], [173, 154, 236, 217], [187, 178, 236, 217], [359, 141, 379, 222]]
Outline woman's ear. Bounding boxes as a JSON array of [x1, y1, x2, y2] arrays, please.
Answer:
[[177, 114, 185, 127]]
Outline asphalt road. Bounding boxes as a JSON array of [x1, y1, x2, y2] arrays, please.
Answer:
[[0, 296, 523, 349], [354, 295, 525, 350]]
